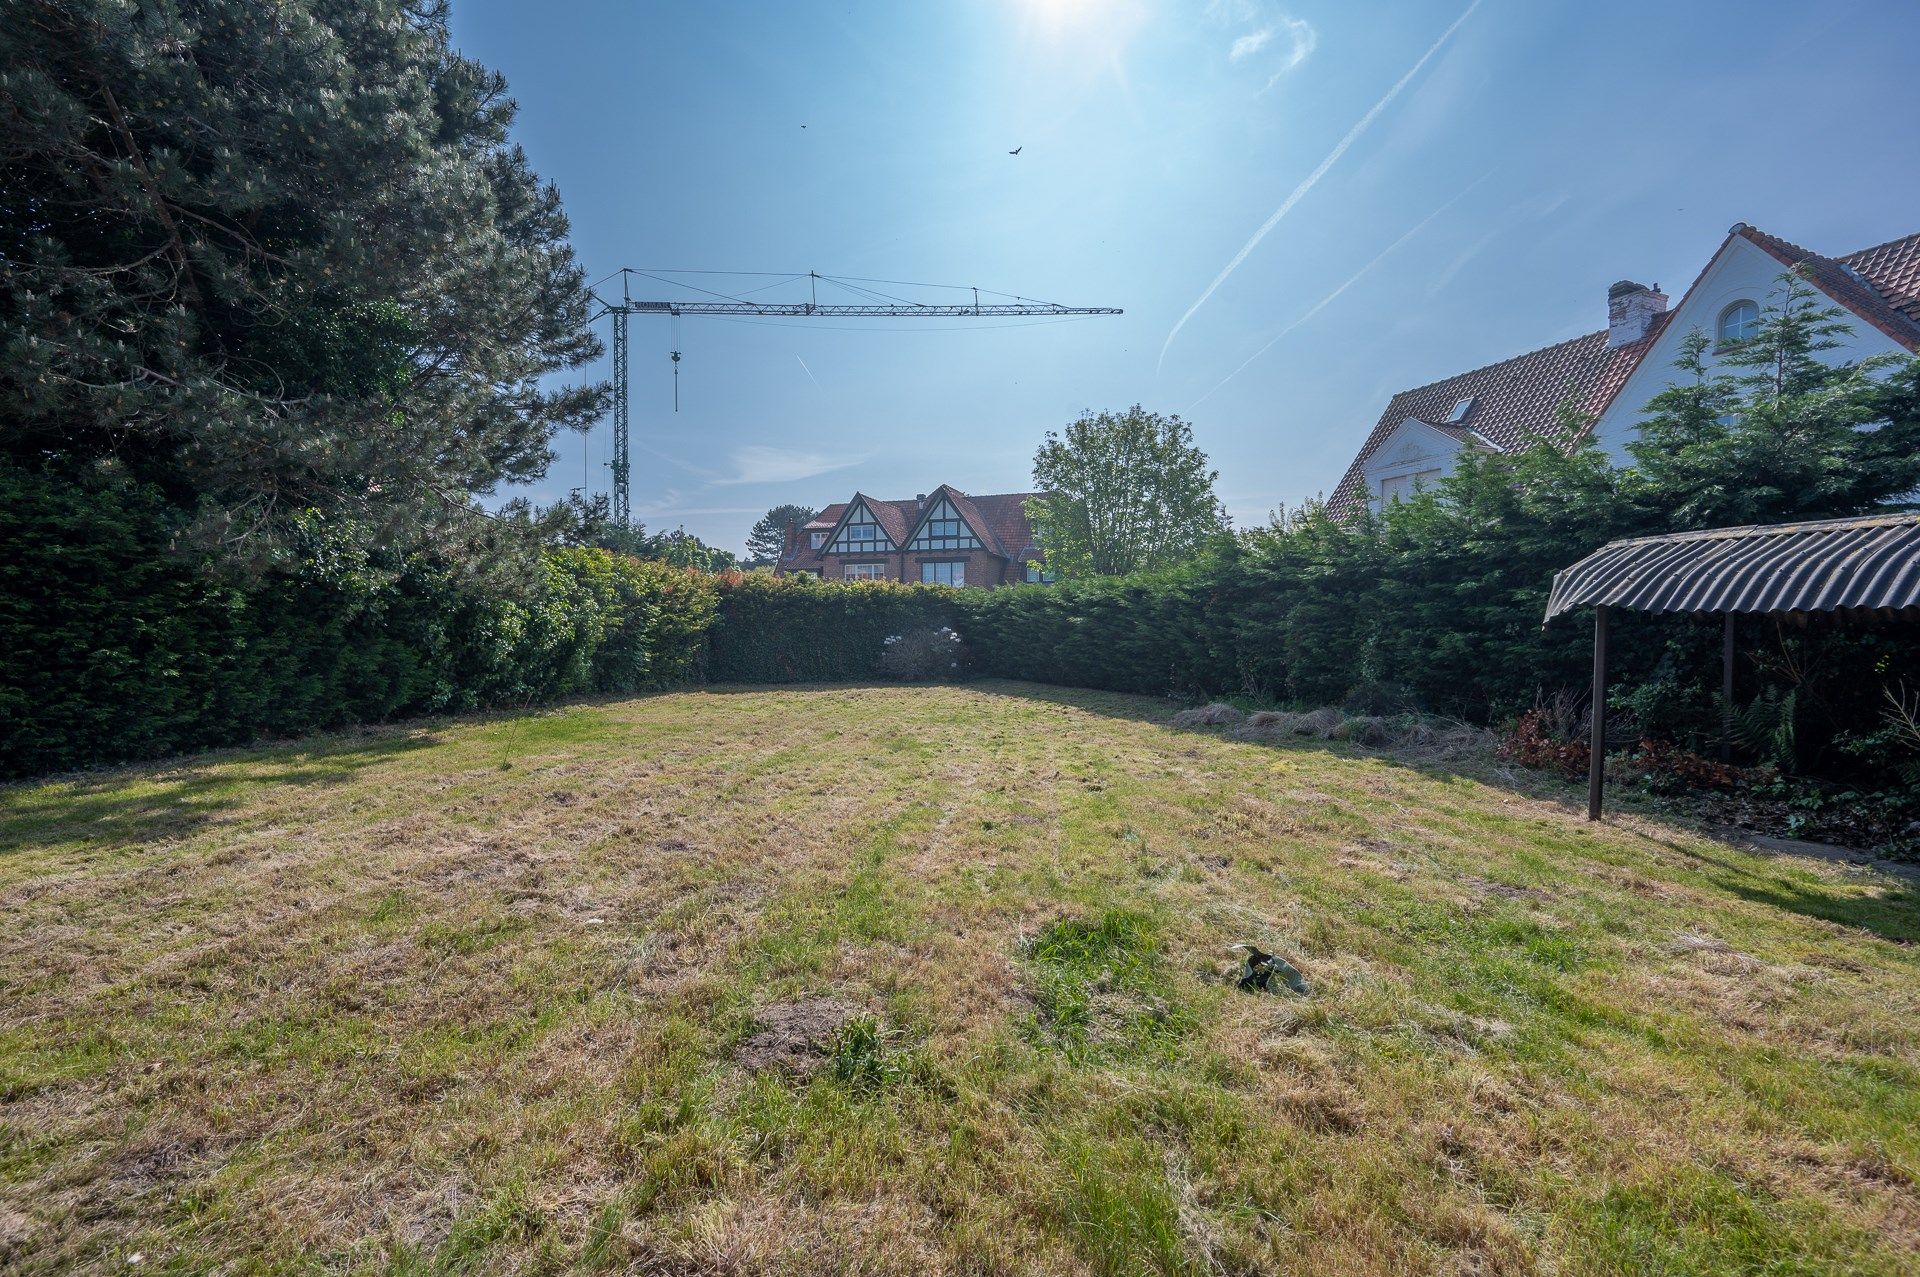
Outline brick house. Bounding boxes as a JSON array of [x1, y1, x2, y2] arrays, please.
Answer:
[[776, 485, 1049, 588]]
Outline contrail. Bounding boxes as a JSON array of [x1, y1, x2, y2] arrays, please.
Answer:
[[1158, 0, 1482, 371], [1186, 172, 1491, 411], [795, 354, 820, 387]]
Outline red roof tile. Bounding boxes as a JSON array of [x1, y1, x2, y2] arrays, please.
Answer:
[[1326, 323, 1662, 518], [1328, 222, 1920, 519], [1841, 231, 1920, 327], [779, 486, 1042, 569], [1737, 224, 1920, 352]]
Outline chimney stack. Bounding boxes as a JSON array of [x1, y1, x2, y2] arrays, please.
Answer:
[[1607, 279, 1667, 348]]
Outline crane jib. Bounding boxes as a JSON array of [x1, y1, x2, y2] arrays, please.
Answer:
[[621, 302, 1123, 317], [590, 269, 1123, 528]]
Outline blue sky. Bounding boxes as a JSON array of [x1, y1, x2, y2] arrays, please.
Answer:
[[452, 0, 1920, 553]]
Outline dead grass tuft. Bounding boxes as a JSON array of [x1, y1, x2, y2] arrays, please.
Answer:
[[1172, 702, 1246, 727]]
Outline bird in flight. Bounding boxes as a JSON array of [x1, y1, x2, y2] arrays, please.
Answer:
[[1008, 146, 1022, 155]]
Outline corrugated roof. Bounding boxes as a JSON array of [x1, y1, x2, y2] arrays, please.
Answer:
[[1543, 513, 1920, 623]]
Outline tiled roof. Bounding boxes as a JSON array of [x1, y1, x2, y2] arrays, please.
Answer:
[[1842, 231, 1920, 326], [1327, 221, 1920, 519], [780, 486, 1042, 569], [1738, 225, 1920, 352], [1326, 323, 1663, 517]]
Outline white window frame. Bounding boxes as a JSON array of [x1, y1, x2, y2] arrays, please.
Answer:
[[843, 562, 887, 581], [809, 531, 827, 549], [920, 561, 965, 587], [907, 498, 982, 551], [1717, 300, 1759, 347]]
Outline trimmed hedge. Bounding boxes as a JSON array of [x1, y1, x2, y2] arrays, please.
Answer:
[[706, 573, 957, 683], [0, 464, 718, 778]]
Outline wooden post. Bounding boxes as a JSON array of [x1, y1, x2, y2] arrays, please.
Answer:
[[1587, 605, 1609, 821], [1720, 613, 1735, 763]]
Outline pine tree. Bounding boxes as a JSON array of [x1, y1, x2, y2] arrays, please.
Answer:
[[0, 0, 607, 564], [745, 503, 818, 561], [1624, 269, 1916, 529]]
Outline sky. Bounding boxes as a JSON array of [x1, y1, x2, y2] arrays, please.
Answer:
[[451, 0, 1920, 553]]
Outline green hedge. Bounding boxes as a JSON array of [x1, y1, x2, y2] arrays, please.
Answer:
[[0, 464, 718, 778], [706, 573, 958, 683]]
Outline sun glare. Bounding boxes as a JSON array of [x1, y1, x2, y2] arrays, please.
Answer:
[[1021, 0, 1117, 36]]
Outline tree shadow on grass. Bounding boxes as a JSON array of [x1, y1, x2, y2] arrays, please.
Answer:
[[967, 680, 1920, 945], [1647, 834, 1920, 944], [0, 728, 440, 858]]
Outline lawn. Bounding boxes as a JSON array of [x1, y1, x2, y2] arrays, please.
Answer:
[[3, 681, 1917, 1275]]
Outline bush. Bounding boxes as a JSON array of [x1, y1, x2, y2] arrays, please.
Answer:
[[0, 463, 717, 778], [706, 574, 959, 683], [1497, 709, 1591, 780], [877, 627, 970, 681]]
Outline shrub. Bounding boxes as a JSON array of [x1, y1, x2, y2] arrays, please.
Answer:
[[0, 462, 717, 778], [877, 626, 970, 681], [706, 574, 958, 683], [1498, 708, 1591, 780]]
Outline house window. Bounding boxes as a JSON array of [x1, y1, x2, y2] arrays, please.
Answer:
[[1024, 564, 1053, 584], [1446, 396, 1475, 424], [828, 501, 894, 553], [907, 498, 982, 551], [843, 562, 887, 581], [809, 531, 826, 549], [921, 561, 965, 587], [1717, 300, 1759, 346]]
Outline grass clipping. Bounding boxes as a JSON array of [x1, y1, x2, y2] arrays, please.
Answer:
[[1170, 702, 1496, 763]]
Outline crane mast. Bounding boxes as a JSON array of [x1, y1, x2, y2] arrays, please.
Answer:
[[592, 268, 1121, 527]]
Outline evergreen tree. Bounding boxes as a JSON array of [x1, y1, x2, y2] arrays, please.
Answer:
[[745, 503, 818, 561], [0, 0, 606, 564], [1624, 269, 1917, 529]]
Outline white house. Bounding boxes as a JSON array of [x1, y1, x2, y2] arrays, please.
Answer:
[[1327, 222, 1920, 518]]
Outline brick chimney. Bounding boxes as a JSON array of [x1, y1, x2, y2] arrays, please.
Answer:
[[1607, 279, 1667, 348]]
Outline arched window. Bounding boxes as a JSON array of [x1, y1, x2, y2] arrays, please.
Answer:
[[1717, 300, 1759, 346]]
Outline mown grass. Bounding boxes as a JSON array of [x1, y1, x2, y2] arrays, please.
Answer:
[[2, 681, 1917, 1274]]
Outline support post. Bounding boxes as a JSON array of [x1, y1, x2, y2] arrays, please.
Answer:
[[1587, 605, 1609, 821], [1720, 613, 1735, 763]]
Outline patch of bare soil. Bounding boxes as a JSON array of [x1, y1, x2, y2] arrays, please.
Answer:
[[735, 997, 859, 1076], [1461, 876, 1549, 903]]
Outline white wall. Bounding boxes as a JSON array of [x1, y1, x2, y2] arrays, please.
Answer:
[[1360, 419, 1465, 510], [1589, 236, 1908, 463]]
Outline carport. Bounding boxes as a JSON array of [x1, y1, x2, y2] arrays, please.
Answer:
[[1544, 512, 1920, 819]]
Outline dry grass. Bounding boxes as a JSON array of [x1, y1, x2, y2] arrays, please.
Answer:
[[2, 681, 1917, 1275]]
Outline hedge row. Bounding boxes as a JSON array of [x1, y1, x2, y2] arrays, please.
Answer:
[[0, 464, 718, 778]]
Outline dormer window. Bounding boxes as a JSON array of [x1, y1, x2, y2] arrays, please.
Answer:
[[1446, 396, 1475, 424], [809, 531, 826, 549], [907, 496, 982, 551], [828, 500, 893, 553], [1717, 300, 1759, 346]]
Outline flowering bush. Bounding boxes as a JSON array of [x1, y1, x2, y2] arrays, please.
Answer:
[[878, 626, 971, 682]]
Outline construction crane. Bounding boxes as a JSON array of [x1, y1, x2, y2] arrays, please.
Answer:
[[590, 268, 1123, 526]]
